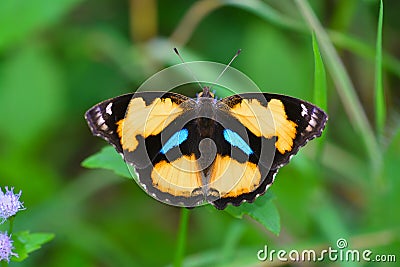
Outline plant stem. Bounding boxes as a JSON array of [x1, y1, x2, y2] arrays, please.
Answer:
[[312, 32, 328, 161], [173, 208, 190, 267], [375, 0, 385, 138], [8, 217, 14, 234]]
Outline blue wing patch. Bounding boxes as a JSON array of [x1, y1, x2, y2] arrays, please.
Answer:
[[160, 129, 189, 154], [223, 129, 253, 155]]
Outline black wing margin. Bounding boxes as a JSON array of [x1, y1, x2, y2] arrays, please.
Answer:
[[85, 93, 134, 154]]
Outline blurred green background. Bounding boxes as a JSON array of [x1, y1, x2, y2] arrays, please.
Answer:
[[0, 0, 399, 266]]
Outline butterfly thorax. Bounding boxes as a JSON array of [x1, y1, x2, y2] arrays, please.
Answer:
[[194, 92, 218, 139]]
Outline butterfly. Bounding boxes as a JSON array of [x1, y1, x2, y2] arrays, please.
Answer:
[[85, 85, 327, 210]]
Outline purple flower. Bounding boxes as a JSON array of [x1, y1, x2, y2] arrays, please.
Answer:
[[0, 187, 25, 223], [0, 232, 17, 262]]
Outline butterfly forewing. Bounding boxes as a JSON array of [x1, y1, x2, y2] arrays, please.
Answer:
[[220, 93, 328, 169]]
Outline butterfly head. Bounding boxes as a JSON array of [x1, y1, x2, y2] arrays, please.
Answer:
[[197, 86, 214, 98]]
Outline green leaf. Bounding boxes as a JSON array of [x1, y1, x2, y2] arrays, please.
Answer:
[[12, 231, 54, 262], [374, 0, 385, 137], [82, 146, 132, 179], [312, 32, 328, 155], [312, 32, 327, 113], [225, 191, 280, 235]]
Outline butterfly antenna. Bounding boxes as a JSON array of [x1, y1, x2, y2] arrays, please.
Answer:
[[173, 48, 203, 90], [209, 49, 241, 91]]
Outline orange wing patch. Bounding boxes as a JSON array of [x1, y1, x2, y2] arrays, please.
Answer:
[[117, 97, 184, 152], [229, 98, 297, 154], [151, 154, 202, 197], [209, 155, 261, 198]]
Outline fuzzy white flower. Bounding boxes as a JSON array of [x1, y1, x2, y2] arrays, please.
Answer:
[[0, 232, 17, 262], [0, 187, 25, 223]]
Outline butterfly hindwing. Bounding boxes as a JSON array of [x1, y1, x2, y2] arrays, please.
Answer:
[[211, 169, 278, 209]]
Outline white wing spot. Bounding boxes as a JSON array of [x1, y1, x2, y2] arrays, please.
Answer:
[[310, 117, 317, 127], [100, 124, 108, 131], [311, 112, 319, 119], [97, 116, 105, 126], [106, 103, 113, 115], [301, 104, 308, 117]]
